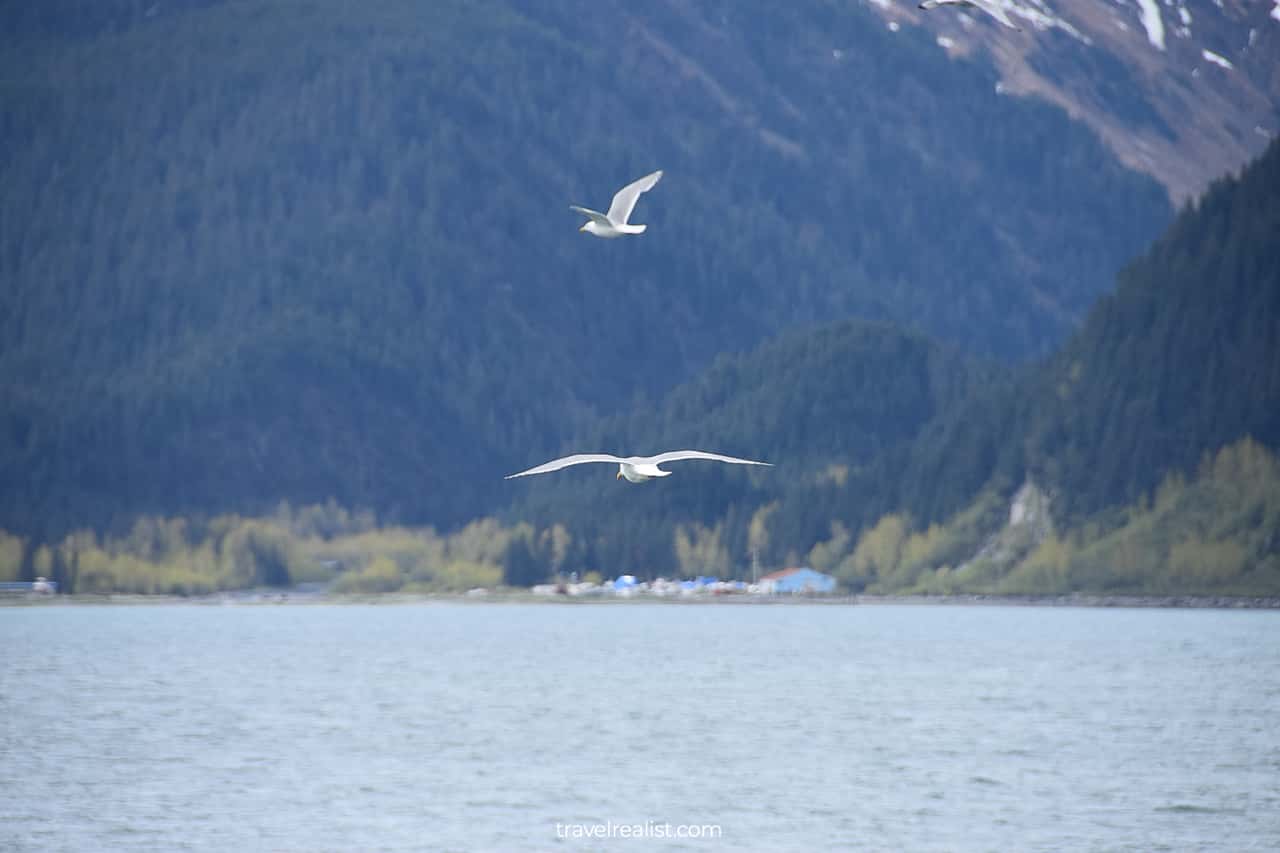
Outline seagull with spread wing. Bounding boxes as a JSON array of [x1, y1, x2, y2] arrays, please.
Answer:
[[505, 450, 771, 483], [918, 0, 1022, 31], [570, 170, 664, 238]]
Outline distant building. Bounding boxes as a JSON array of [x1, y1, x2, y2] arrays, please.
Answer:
[[758, 567, 836, 595], [0, 578, 57, 595]]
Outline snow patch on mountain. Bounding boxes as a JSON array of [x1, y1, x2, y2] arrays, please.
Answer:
[[1016, 0, 1090, 42], [1172, 2, 1192, 39], [1201, 48, 1233, 70], [1136, 0, 1165, 49], [866, 0, 1280, 202]]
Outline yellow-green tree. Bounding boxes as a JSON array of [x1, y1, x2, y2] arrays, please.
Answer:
[[840, 513, 908, 589], [674, 522, 731, 578], [0, 532, 24, 582]]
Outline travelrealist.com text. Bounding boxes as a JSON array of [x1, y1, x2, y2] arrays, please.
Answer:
[[554, 821, 723, 840]]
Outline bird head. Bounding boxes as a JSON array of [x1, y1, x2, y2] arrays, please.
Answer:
[[616, 470, 623, 480], [579, 223, 589, 234]]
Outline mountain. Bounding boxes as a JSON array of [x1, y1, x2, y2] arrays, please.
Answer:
[[1, 0, 1172, 538], [871, 0, 1280, 203], [846, 134, 1280, 539], [1014, 133, 1280, 521], [516, 137, 1280, 582]]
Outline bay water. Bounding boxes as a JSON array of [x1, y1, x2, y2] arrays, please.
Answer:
[[2, 602, 1278, 851]]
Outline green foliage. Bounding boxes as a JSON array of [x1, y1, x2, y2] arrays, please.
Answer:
[[2, 503, 555, 594], [4, 437, 1275, 596], [45, 515, 304, 594], [314, 527, 445, 584], [813, 486, 1008, 593], [787, 435, 1280, 597], [220, 521, 300, 587], [307, 517, 517, 592], [673, 523, 732, 578], [900, 437, 1280, 596], [995, 535, 1076, 595], [499, 521, 574, 586], [1053, 438, 1280, 594], [332, 555, 404, 595], [427, 561, 502, 593], [807, 521, 852, 575], [502, 533, 546, 588], [846, 513, 909, 591], [0, 532, 23, 582]]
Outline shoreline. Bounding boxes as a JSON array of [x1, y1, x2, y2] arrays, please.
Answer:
[[4, 591, 1279, 609]]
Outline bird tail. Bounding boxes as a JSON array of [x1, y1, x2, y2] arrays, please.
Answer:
[[618, 223, 646, 235]]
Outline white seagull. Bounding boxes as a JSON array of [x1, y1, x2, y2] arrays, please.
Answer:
[[918, 0, 1021, 31], [505, 450, 771, 483], [570, 170, 663, 238]]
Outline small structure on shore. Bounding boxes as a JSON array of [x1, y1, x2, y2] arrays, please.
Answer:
[[758, 567, 836, 595], [0, 577, 58, 595]]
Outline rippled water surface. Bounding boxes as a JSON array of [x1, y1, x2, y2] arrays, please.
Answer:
[[2, 602, 1279, 851]]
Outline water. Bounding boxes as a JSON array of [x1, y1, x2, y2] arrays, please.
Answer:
[[2, 602, 1278, 851]]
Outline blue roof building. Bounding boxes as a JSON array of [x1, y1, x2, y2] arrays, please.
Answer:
[[759, 567, 836, 594]]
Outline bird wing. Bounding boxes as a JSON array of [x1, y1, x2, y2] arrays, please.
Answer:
[[605, 170, 663, 225], [642, 450, 772, 468], [504, 453, 627, 479], [971, 0, 1020, 29], [569, 205, 612, 226]]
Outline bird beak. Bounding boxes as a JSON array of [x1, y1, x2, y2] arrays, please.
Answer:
[[579, 224, 587, 233], [616, 471, 622, 480]]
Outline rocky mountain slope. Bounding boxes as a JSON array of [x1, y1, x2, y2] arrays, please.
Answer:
[[869, 0, 1280, 202]]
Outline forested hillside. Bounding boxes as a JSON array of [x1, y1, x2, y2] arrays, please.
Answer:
[[893, 136, 1280, 528], [0, 0, 1168, 539], [508, 320, 1003, 574], [1018, 140, 1280, 522], [514, 139, 1280, 583], [6, 138, 1274, 593]]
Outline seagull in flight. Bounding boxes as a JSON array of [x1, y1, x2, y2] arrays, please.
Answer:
[[570, 170, 663, 238], [505, 450, 771, 483], [918, 0, 1022, 31]]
